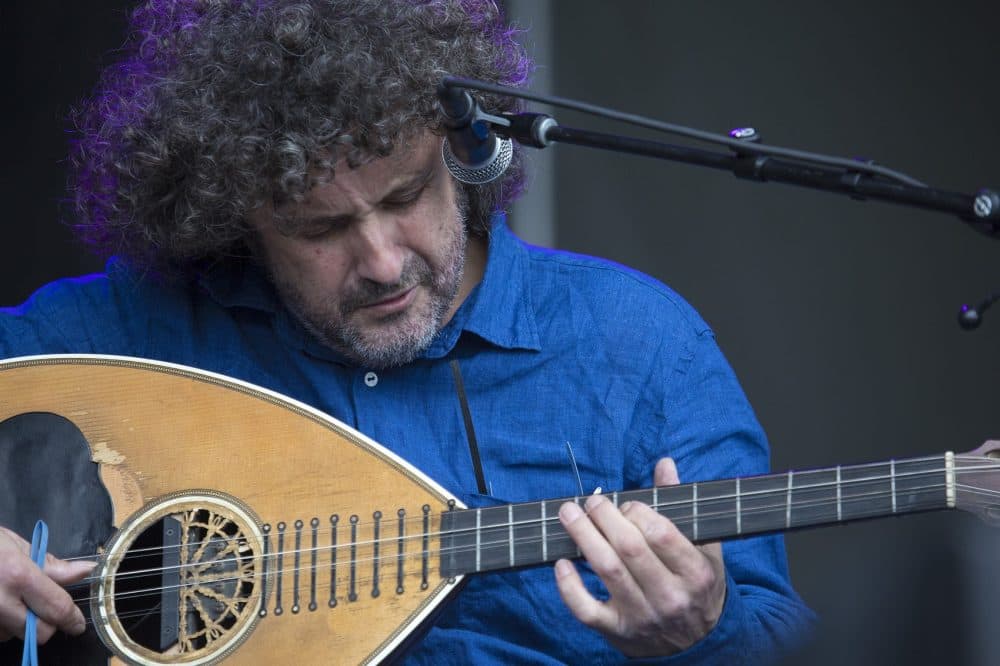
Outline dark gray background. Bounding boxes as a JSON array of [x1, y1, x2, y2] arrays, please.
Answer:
[[4, 2, 1000, 664], [536, 2, 1000, 664]]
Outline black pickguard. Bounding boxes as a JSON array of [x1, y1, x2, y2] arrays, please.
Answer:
[[0, 412, 114, 665]]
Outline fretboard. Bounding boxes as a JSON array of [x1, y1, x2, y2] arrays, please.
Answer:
[[438, 454, 954, 578]]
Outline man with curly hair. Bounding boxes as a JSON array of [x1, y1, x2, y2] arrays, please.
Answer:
[[0, 0, 813, 663]]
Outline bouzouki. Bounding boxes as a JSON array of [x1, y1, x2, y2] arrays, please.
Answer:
[[1, 355, 997, 665]]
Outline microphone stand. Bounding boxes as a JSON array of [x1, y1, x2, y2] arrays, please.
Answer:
[[495, 113, 1000, 240], [438, 71, 1000, 330]]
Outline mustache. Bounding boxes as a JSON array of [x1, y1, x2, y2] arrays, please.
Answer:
[[340, 257, 433, 313]]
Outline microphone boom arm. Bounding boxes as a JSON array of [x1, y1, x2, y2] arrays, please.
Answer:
[[496, 112, 1000, 239], [439, 76, 1000, 238]]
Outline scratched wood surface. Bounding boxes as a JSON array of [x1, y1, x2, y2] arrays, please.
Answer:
[[0, 355, 460, 665]]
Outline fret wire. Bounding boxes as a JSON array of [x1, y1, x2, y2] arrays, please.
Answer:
[[475, 508, 482, 573], [508, 504, 514, 567], [541, 501, 548, 562], [735, 477, 742, 535], [692, 482, 699, 540], [890, 459, 897, 514], [786, 470, 793, 529], [946, 451, 957, 508], [836, 465, 842, 521]]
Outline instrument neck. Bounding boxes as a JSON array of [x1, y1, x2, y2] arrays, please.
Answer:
[[439, 453, 955, 577]]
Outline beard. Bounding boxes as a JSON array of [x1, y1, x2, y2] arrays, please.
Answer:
[[269, 200, 469, 369]]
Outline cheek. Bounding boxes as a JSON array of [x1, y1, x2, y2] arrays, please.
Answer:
[[267, 242, 350, 291], [301, 252, 351, 291], [407, 189, 460, 255]]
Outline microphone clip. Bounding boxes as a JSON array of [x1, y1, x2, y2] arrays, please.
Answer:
[[437, 83, 514, 185]]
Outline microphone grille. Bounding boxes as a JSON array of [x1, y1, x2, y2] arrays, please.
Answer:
[[442, 136, 513, 185]]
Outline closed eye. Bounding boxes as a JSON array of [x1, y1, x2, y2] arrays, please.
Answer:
[[381, 186, 425, 210], [291, 216, 352, 240]]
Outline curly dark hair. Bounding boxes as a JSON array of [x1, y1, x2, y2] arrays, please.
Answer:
[[68, 0, 531, 277]]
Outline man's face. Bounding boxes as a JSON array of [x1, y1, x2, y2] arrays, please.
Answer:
[[247, 133, 481, 368]]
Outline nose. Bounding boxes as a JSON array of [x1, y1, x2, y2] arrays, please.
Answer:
[[352, 216, 405, 285]]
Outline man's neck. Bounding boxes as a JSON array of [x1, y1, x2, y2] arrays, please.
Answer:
[[445, 234, 488, 324]]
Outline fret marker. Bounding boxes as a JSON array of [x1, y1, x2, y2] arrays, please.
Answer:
[[890, 459, 897, 514], [786, 471, 793, 529], [836, 466, 842, 522], [735, 478, 742, 535]]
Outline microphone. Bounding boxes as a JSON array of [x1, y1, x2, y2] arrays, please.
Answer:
[[958, 292, 1000, 330], [436, 82, 513, 184]]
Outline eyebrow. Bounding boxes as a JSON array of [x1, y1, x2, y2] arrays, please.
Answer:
[[383, 165, 435, 198], [277, 165, 437, 230]]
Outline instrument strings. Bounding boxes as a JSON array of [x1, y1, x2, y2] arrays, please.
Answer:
[[60, 458, 1000, 622], [61, 455, 996, 568]]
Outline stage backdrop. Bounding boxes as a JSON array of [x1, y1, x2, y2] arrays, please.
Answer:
[[4, 2, 1000, 664], [532, 3, 1000, 665]]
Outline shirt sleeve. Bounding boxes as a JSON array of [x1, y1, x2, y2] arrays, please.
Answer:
[[0, 272, 140, 358], [627, 327, 817, 664]]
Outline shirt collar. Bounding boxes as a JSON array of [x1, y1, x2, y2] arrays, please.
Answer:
[[430, 213, 541, 355], [198, 258, 282, 313], [197, 212, 542, 359]]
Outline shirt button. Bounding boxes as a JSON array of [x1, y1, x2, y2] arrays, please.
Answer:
[[363, 371, 379, 387]]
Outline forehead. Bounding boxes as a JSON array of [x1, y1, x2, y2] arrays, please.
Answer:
[[281, 133, 444, 216]]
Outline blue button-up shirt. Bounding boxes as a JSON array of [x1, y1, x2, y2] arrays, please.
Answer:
[[1, 216, 813, 663]]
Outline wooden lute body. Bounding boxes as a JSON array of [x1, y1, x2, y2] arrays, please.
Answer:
[[0, 355, 464, 665], [1, 354, 998, 665]]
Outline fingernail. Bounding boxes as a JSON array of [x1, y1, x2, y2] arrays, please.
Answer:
[[584, 494, 604, 511], [554, 559, 574, 579], [559, 501, 583, 524], [71, 616, 86, 635]]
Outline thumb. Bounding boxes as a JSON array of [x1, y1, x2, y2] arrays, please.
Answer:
[[653, 457, 681, 487], [43, 555, 96, 585]]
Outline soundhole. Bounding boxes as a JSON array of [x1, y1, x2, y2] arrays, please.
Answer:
[[93, 492, 264, 665]]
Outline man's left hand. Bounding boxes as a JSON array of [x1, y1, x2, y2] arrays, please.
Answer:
[[554, 457, 726, 658]]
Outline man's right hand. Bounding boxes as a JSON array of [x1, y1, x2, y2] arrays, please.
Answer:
[[0, 526, 94, 643]]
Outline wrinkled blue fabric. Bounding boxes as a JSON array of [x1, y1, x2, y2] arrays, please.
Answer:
[[0, 215, 814, 663]]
